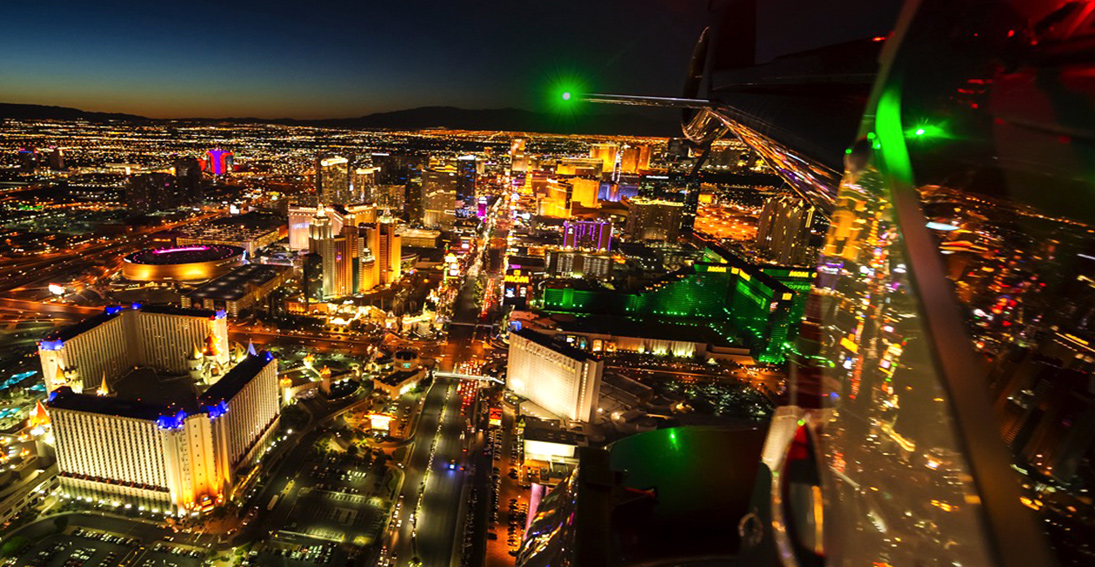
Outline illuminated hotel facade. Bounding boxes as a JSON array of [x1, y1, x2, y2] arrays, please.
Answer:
[[507, 329, 603, 423], [39, 306, 279, 514], [39, 305, 231, 394]]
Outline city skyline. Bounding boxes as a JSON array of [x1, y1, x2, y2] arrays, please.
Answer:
[[0, 1, 1090, 566]]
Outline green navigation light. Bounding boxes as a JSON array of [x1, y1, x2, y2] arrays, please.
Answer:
[[561, 91, 572, 101], [905, 122, 947, 140]]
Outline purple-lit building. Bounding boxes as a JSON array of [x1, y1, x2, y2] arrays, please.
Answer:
[[563, 220, 613, 252], [204, 149, 234, 176]]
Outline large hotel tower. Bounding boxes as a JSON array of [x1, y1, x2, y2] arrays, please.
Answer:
[[38, 305, 279, 514], [507, 329, 603, 423]]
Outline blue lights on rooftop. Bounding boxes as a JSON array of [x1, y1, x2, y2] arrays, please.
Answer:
[[105, 305, 123, 315], [130, 302, 142, 310], [40, 339, 64, 351], [214, 309, 227, 319], [156, 409, 187, 430], [207, 400, 229, 419]]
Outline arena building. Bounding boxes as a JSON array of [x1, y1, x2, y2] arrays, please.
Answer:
[[38, 305, 279, 515], [121, 245, 245, 282]]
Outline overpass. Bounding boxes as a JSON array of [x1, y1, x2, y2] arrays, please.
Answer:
[[432, 370, 504, 385]]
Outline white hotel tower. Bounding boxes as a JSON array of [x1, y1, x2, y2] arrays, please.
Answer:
[[507, 328, 604, 423], [38, 305, 279, 515]]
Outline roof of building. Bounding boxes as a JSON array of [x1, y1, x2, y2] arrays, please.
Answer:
[[376, 369, 421, 387], [523, 417, 586, 446], [512, 328, 600, 362], [187, 263, 290, 302], [48, 352, 274, 421], [41, 310, 121, 343], [140, 305, 219, 318], [547, 315, 747, 349], [201, 353, 275, 404], [49, 386, 168, 421], [124, 245, 244, 266], [41, 305, 220, 346]]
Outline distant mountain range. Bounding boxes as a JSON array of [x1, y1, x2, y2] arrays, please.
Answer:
[[0, 102, 681, 136]]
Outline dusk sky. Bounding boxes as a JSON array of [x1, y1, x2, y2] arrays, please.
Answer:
[[0, 0, 710, 119]]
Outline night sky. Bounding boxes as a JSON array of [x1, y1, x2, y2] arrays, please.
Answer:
[[0, 0, 711, 119]]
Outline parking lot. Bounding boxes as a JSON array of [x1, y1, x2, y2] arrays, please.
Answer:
[[13, 528, 137, 567], [241, 541, 346, 566]]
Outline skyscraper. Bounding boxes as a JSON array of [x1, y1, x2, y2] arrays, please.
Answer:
[[569, 177, 600, 208], [317, 156, 350, 205], [332, 226, 359, 297], [507, 329, 603, 423], [173, 156, 203, 205], [619, 144, 651, 174], [308, 208, 336, 299], [127, 173, 183, 212], [48, 147, 65, 171], [456, 155, 476, 217], [353, 166, 379, 202], [626, 198, 684, 242], [756, 193, 816, 266], [589, 143, 619, 173], [287, 203, 316, 251], [562, 220, 613, 251], [510, 138, 527, 173], [40, 306, 278, 515], [422, 166, 457, 228], [363, 218, 402, 287], [204, 149, 233, 176], [372, 184, 406, 213]]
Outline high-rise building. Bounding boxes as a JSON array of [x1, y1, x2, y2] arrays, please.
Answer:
[[352, 166, 379, 202], [39, 305, 230, 395], [619, 144, 651, 174], [510, 138, 528, 173], [204, 149, 233, 176], [48, 147, 65, 171], [17, 148, 39, 173], [538, 180, 572, 218], [372, 184, 406, 213], [569, 177, 600, 208], [308, 208, 336, 299], [422, 166, 457, 228], [173, 156, 203, 205], [456, 155, 476, 217], [680, 180, 700, 236], [288, 203, 316, 251], [547, 251, 614, 279], [362, 219, 402, 287], [556, 158, 604, 177], [756, 194, 816, 266], [626, 198, 684, 242], [589, 143, 619, 173], [40, 305, 278, 515], [332, 226, 359, 297], [302, 253, 323, 302], [507, 329, 603, 423], [317, 156, 351, 205], [127, 173, 184, 212], [562, 220, 613, 251], [371, 152, 417, 185]]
